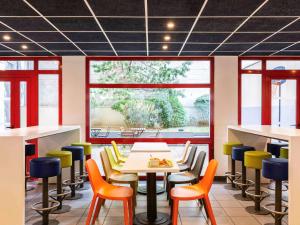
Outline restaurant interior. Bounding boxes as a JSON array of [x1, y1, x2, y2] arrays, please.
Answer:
[[0, 0, 300, 225]]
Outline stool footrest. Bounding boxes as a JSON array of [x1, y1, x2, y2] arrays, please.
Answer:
[[233, 179, 254, 188], [49, 188, 71, 199], [263, 203, 288, 219], [245, 189, 270, 202], [225, 171, 241, 181], [63, 178, 84, 187], [31, 200, 60, 216]]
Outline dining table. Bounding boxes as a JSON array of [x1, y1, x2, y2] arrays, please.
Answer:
[[120, 143, 179, 225]]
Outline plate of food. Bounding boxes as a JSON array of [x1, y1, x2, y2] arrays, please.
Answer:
[[148, 157, 173, 168]]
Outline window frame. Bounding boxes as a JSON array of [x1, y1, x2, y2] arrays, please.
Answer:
[[238, 56, 300, 127], [86, 56, 214, 160]]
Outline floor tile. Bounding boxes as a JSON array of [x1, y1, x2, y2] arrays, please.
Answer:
[[230, 216, 261, 225], [223, 207, 250, 217]]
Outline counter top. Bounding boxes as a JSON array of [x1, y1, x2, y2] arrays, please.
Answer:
[[0, 125, 80, 140], [228, 125, 300, 140]]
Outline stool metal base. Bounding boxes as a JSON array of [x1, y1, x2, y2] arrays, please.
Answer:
[[76, 185, 90, 191], [233, 193, 252, 201], [32, 219, 59, 225], [134, 212, 171, 225], [50, 205, 72, 214], [65, 193, 83, 200], [245, 205, 270, 215], [138, 184, 165, 195]]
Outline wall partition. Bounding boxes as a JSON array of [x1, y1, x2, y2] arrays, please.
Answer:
[[86, 57, 214, 159]]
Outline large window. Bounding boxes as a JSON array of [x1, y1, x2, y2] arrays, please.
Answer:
[[86, 58, 214, 147]]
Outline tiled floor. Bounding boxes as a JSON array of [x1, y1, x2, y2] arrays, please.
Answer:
[[25, 181, 288, 225]]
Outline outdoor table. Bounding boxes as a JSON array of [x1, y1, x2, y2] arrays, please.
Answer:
[[120, 151, 179, 225]]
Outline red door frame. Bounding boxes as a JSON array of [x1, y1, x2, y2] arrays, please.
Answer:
[[238, 56, 300, 127], [86, 56, 215, 160]]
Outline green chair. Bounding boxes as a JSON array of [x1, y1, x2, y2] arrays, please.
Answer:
[[244, 151, 272, 215], [105, 147, 123, 171], [71, 142, 92, 188], [280, 147, 288, 159], [223, 142, 243, 188], [46, 150, 72, 214], [111, 141, 127, 163]]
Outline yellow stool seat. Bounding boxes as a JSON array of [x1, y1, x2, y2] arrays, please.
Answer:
[[280, 147, 288, 159], [244, 151, 272, 170], [71, 142, 92, 156], [46, 150, 72, 168], [223, 142, 243, 155]]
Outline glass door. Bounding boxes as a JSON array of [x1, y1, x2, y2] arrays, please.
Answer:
[[0, 78, 32, 129], [270, 77, 299, 128]]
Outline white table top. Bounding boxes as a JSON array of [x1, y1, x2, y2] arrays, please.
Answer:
[[120, 152, 180, 173], [131, 142, 170, 152], [228, 125, 300, 141], [0, 125, 80, 140]]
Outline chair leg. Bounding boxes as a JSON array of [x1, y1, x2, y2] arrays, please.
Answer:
[[203, 195, 216, 225], [169, 183, 175, 206], [86, 195, 97, 225], [92, 198, 104, 225], [172, 199, 179, 225], [128, 198, 133, 225], [123, 200, 130, 225]]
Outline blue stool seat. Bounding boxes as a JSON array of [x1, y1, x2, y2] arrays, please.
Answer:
[[267, 143, 288, 158], [30, 157, 61, 178], [25, 143, 35, 156], [262, 158, 288, 181], [232, 146, 255, 161], [62, 146, 84, 161]]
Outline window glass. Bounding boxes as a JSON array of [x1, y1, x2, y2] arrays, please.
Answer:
[[267, 60, 300, 70], [39, 75, 59, 126], [90, 88, 210, 138], [241, 60, 262, 70], [0, 82, 10, 129], [20, 82, 27, 128], [241, 74, 262, 125], [89, 60, 210, 84], [38, 60, 60, 70], [0, 60, 33, 70]]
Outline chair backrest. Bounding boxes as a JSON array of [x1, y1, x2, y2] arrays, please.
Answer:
[[198, 159, 218, 193], [100, 150, 113, 179], [191, 151, 206, 178], [186, 145, 198, 169], [105, 147, 118, 168], [181, 140, 191, 162], [85, 159, 106, 193], [111, 141, 122, 161]]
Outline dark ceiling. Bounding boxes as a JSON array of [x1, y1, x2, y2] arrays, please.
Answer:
[[0, 0, 299, 56]]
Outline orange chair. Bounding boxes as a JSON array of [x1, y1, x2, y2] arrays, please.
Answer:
[[85, 159, 133, 225], [170, 159, 218, 225]]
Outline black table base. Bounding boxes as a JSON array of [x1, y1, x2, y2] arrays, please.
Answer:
[[137, 185, 165, 195], [134, 173, 172, 225]]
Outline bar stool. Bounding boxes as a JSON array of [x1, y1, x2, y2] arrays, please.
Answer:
[[231, 146, 255, 201], [280, 147, 288, 159], [71, 142, 92, 189], [62, 146, 84, 200], [244, 151, 272, 215], [267, 143, 288, 158], [46, 150, 72, 214], [25, 143, 36, 192], [223, 142, 243, 189], [30, 157, 60, 225], [262, 158, 288, 225]]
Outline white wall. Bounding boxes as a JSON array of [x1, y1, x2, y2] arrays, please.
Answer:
[[61, 56, 239, 176], [214, 56, 239, 175], [62, 56, 86, 141]]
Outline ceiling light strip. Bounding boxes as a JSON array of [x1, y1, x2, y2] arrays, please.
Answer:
[[0, 42, 25, 55], [144, 0, 149, 56], [240, 17, 300, 56], [209, 0, 269, 56], [0, 21, 56, 56], [83, 0, 118, 56], [178, 0, 209, 56], [270, 40, 300, 55], [22, 0, 87, 55]]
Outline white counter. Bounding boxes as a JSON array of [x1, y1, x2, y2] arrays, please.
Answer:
[[0, 125, 81, 225], [227, 125, 300, 225]]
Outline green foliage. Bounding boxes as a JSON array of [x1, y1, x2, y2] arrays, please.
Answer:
[[194, 94, 210, 125]]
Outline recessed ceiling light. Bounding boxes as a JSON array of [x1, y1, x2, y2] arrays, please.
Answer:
[[166, 22, 175, 29], [21, 44, 28, 50], [2, 35, 11, 41], [162, 45, 168, 50], [164, 35, 171, 41]]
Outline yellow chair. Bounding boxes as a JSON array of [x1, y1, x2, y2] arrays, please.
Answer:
[[111, 141, 127, 163], [105, 147, 123, 171], [176, 140, 191, 164]]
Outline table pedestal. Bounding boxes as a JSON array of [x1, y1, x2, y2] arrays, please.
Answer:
[[134, 173, 171, 225]]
